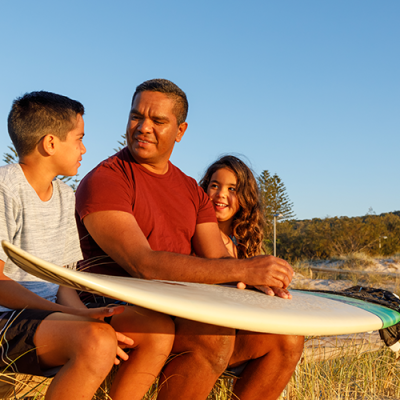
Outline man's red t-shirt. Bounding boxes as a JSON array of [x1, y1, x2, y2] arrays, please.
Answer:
[[75, 147, 217, 277]]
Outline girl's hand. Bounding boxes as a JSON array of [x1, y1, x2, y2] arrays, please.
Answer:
[[236, 281, 246, 290], [236, 282, 292, 299], [255, 285, 292, 299]]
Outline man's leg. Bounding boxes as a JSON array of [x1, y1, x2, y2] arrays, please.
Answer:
[[34, 313, 117, 400], [229, 332, 304, 400], [158, 318, 236, 400], [108, 306, 175, 400]]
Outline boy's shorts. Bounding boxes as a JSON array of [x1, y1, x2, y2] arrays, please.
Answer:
[[0, 309, 59, 377]]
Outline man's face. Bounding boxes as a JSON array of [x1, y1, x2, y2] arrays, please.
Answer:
[[126, 91, 188, 174]]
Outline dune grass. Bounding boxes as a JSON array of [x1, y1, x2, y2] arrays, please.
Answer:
[[287, 346, 400, 400], [5, 345, 399, 400]]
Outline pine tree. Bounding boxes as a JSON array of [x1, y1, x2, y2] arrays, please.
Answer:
[[258, 170, 295, 222], [113, 134, 127, 152], [3, 146, 18, 164]]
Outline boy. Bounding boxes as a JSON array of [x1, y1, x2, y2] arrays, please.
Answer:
[[0, 91, 174, 400]]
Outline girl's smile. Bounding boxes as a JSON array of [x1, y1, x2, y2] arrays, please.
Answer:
[[206, 168, 240, 228]]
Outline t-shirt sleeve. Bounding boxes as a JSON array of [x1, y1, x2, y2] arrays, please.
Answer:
[[196, 185, 217, 225], [76, 166, 134, 221], [0, 183, 20, 262], [61, 185, 83, 267]]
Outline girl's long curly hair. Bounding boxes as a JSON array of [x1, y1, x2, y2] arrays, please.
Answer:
[[199, 155, 265, 259]]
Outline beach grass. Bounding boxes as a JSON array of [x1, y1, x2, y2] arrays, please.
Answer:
[[3, 345, 399, 399], [286, 346, 400, 400]]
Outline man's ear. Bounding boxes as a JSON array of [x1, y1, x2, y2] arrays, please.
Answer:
[[175, 122, 188, 143], [41, 134, 58, 156]]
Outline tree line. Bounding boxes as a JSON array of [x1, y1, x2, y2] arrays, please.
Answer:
[[257, 169, 400, 260], [263, 212, 400, 261]]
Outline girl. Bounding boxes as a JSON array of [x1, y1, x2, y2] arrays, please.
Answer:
[[199, 155, 265, 259]]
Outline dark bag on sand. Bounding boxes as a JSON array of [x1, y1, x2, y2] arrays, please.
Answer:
[[302, 286, 400, 347], [340, 286, 400, 347]]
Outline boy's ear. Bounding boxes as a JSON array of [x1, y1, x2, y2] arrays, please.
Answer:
[[40, 134, 58, 156]]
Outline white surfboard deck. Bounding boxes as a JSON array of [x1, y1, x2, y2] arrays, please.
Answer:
[[2, 240, 400, 336]]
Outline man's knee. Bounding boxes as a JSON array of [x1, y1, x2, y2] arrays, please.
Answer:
[[202, 334, 236, 373], [277, 335, 304, 362], [113, 308, 175, 353], [139, 314, 175, 353], [174, 320, 236, 374]]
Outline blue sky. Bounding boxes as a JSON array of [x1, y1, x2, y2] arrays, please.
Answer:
[[1, 1, 398, 220]]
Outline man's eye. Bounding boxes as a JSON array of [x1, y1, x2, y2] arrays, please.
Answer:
[[131, 115, 139, 120]]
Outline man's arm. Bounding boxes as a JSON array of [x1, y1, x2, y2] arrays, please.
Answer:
[[83, 210, 294, 288], [193, 222, 293, 298]]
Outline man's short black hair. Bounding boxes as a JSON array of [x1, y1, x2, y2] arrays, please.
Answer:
[[8, 91, 84, 158], [131, 79, 188, 125]]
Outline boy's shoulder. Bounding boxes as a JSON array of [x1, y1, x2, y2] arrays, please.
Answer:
[[0, 163, 25, 190], [0, 163, 74, 201]]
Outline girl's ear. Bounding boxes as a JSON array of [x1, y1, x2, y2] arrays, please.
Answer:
[[41, 134, 58, 156]]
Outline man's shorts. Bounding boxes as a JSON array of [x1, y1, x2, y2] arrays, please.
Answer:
[[0, 309, 59, 377]]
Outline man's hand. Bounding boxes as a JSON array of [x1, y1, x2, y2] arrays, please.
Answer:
[[243, 255, 294, 289]]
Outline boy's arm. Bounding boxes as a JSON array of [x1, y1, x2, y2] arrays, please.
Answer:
[[0, 259, 66, 312], [0, 260, 122, 319]]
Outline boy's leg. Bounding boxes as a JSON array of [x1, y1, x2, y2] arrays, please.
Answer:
[[229, 331, 304, 400], [34, 312, 117, 400], [108, 306, 174, 400]]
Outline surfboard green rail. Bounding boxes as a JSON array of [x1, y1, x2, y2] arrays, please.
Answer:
[[304, 291, 400, 329]]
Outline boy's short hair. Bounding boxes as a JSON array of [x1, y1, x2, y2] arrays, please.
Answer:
[[131, 79, 188, 125], [7, 91, 85, 158]]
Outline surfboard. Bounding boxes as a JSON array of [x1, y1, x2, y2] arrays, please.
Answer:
[[2, 240, 400, 336]]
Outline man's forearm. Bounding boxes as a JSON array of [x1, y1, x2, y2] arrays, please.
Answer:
[[121, 249, 244, 283], [118, 250, 292, 289]]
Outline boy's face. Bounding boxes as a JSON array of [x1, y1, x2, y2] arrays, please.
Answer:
[[54, 114, 86, 176]]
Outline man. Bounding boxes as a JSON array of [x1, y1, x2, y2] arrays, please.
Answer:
[[76, 79, 304, 400]]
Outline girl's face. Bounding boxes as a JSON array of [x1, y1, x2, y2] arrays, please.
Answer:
[[207, 168, 240, 225]]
